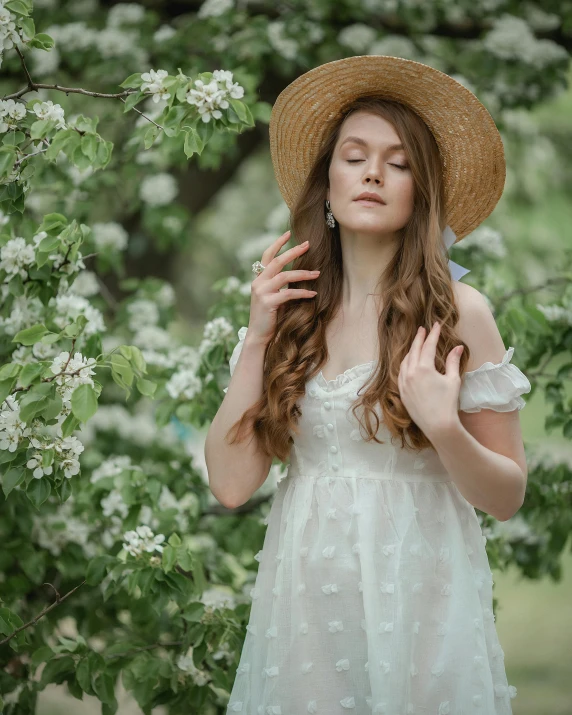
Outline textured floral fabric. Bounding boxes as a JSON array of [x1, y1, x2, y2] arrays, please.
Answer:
[[224, 327, 531, 714]]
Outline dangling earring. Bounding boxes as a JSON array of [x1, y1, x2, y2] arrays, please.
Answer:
[[325, 199, 336, 228]]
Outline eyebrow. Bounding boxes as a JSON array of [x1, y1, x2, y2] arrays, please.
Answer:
[[340, 136, 404, 151]]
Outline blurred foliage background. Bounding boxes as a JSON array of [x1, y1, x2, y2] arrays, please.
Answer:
[[1, 0, 571, 712]]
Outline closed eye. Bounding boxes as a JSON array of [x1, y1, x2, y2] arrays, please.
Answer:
[[347, 160, 408, 170]]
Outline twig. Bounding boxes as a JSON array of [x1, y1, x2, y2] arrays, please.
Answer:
[[14, 146, 49, 168], [105, 641, 184, 659], [0, 580, 86, 646], [118, 97, 164, 130], [499, 276, 570, 303], [4, 47, 163, 130]]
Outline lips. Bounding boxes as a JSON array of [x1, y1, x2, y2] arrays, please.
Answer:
[[354, 193, 385, 204]]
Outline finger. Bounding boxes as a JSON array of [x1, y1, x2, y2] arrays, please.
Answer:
[[420, 321, 441, 366], [408, 325, 427, 369], [445, 345, 464, 376], [261, 230, 291, 264]]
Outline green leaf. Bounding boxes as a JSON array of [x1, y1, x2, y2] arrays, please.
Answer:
[[19, 361, 47, 387], [19, 381, 55, 423], [30, 119, 51, 140], [19, 15, 35, 39], [58, 477, 73, 503], [228, 99, 254, 126], [183, 127, 204, 158], [81, 134, 98, 161], [38, 212, 67, 231], [5, 0, 30, 16], [0, 363, 21, 380], [0, 146, 16, 177], [119, 73, 143, 89], [45, 129, 78, 162], [0, 377, 16, 405], [71, 383, 98, 423], [143, 124, 161, 149], [168, 533, 181, 547], [136, 377, 156, 397], [110, 353, 133, 387], [76, 657, 94, 695], [31, 645, 54, 668], [29, 32, 54, 50], [161, 545, 177, 573], [86, 556, 115, 586], [123, 91, 144, 113], [182, 601, 204, 623], [26, 478, 52, 509], [93, 672, 116, 704], [2, 467, 26, 498], [12, 323, 49, 346], [41, 656, 75, 686], [60, 411, 81, 438]]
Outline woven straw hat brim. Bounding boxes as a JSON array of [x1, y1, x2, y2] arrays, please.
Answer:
[[269, 55, 506, 242]]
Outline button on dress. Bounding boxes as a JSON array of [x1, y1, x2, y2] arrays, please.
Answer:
[[223, 326, 531, 715]]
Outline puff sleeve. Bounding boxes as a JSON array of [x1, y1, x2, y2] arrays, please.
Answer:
[[222, 326, 248, 394], [458, 346, 532, 413]]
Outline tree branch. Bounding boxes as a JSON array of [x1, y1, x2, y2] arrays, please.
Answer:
[[0, 580, 86, 646]]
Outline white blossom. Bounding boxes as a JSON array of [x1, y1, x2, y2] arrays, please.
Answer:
[[0, 237, 36, 279], [50, 293, 106, 336], [101, 488, 130, 519], [267, 21, 298, 61], [90, 454, 135, 484], [127, 298, 160, 330], [122, 524, 165, 556], [165, 368, 201, 400], [197, 0, 234, 20], [107, 3, 146, 27], [140, 68, 171, 103], [132, 325, 171, 350], [91, 221, 129, 252], [139, 172, 178, 206], [185, 69, 244, 123], [0, 98, 26, 133], [27, 452, 54, 479], [483, 14, 568, 68], [31, 100, 67, 129], [0, 395, 32, 452], [70, 270, 100, 297], [456, 225, 506, 259], [338, 24, 377, 53], [153, 24, 176, 43]]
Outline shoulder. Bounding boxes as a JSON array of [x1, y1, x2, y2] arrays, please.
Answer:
[[451, 280, 507, 373]]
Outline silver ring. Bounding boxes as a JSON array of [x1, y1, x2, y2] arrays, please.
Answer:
[[252, 260, 265, 275]]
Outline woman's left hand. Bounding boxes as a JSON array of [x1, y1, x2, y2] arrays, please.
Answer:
[[398, 321, 464, 440]]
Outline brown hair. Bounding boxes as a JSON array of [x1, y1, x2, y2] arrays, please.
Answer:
[[226, 96, 470, 462]]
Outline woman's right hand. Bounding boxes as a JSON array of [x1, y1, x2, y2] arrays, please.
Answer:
[[247, 230, 319, 346]]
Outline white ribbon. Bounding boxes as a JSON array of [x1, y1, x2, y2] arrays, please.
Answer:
[[442, 225, 470, 281]]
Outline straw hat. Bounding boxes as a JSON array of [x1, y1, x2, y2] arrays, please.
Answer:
[[269, 55, 506, 243]]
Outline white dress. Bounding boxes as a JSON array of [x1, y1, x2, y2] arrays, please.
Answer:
[[223, 326, 532, 715]]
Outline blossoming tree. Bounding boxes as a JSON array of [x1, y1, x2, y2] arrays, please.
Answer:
[[0, 0, 571, 713]]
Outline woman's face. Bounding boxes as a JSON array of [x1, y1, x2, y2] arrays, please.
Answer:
[[327, 111, 415, 238]]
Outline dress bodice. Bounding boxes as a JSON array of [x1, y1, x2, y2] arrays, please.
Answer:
[[223, 326, 532, 482]]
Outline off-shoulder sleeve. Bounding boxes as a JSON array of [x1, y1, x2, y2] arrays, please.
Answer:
[[222, 326, 248, 394], [458, 346, 532, 413]]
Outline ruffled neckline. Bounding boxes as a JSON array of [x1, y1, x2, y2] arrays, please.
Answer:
[[313, 360, 376, 391]]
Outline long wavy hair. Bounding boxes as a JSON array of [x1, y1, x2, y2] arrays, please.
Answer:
[[225, 95, 470, 462]]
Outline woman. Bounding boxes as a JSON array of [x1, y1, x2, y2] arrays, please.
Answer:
[[206, 55, 531, 714]]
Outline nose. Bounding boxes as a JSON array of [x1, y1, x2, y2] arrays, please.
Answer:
[[364, 165, 383, 185]]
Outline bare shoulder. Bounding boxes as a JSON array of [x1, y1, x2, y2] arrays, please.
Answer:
[[451, 280, 507, 372]]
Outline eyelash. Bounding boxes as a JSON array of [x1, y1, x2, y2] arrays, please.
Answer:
[[347, 160, 408, 170]]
